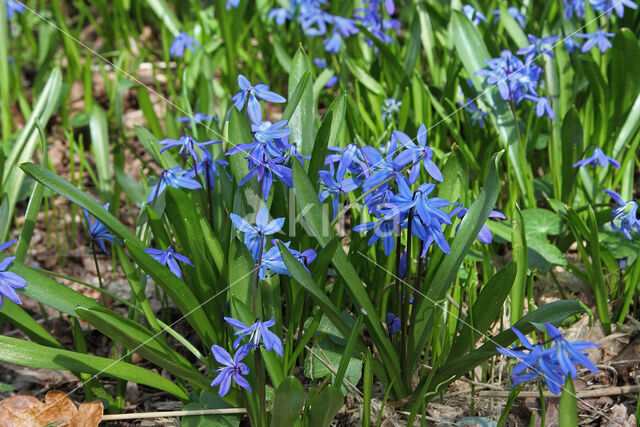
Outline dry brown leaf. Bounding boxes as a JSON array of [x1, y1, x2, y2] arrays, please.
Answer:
[[0, 390, 102, 427]]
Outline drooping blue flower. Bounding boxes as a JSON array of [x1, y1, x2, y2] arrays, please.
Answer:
[[210, 344, 252, 397], [455, 206, 506, 244], [231, 74, 286, 124], [462, 5, 487, 25], [459, 98, 488, 128], [0, 257, 27, 307], [290, 248, 317, 275], [564, 36, 582, 54], [258, 243, 291, 280], [185, 150, 230, 189], [268, 7, 291, 25], [353, 216, 403, 256], [563, 0, 586, 19], [175, 112, 213, 126], [318, 163, 360, 219], [324, 143, 368, 180], [226, 0, 240, 9], [476, 51, 542, 104], [545, 322, 600, 380], [354, 0, 399, 46], [385, 313, 400, 335], [230, 205, 285, 260], [523, 95, 555, 120], [361, 138, 406, 195], [224, 316, 283, 356], [7, 0, 25, 19], [573, 147, 620, 168], [144, 246, 194, 279], [169, 32, 201, 58], [83, 203, 115, 254], [604, 190, 640, 240], [393, 124, 443, 184], [590, 0, 637, 17], [147, 167, 202, 204], [575, 30, 615, 53], [381, 98, 402, 124], [157, 135, 221, 161], [491, 7, 527, 28], [516, 34, 561, 61], [323, 16, 359, 52]]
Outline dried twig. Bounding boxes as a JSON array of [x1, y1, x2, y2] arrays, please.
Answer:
[[477, 385, 640, 399]]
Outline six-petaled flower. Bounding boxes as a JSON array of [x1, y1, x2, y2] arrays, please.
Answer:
[[0, 257, 27, 307], [169, 32, 201, 58], [224, 317, 283, 356], [230, 205, 285, 260], [573, 147, 620, 169], [210, 344, 252, 397], [144, 246, 194, 279], [84, 203, 116, 254]]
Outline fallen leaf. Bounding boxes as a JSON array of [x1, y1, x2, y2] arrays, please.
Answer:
[[0, 390, 102, 427]]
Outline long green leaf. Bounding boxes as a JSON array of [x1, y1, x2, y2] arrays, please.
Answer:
[[288, 48, 316, 157], [0, 335, 189, 400], [89, 105, 112, 199]]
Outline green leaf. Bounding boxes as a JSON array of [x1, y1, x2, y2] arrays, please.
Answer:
[[287, 48, 316, 157], [270, 377, 305, 427], [559, 377, 578, 427], [307, 110, 333, 190], [75, 306, 210, 389], [304, 339, 362, 396], [144, 0, 181, 35], [19, 163, 142, 245], [89, 105, 112, 199], [183, 391, 242, 427], [410, 151, 503, 370], [560, 109, 583, 201], [344, 57, 385, 95], [0, 335, 189, 400], [0, 300, 61, 348], [521, 208, 564, 239], [309, 385, 343, 427], [511, 206, 527, 322]]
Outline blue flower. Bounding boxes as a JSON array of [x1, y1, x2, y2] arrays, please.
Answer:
[[268, 7, 291, 25], [185, 150, 229, 189], [564, 36, 582, 54], [230, 205, 285, 260], [459, 98, 488, 128], [231, 74, 286, 124], [476, 51, 542, 104], [175, 112, 213, 126], [573, 147, 620, 168], [523, 95, 555, 120], [0, 257, 27, 307], [381, 98, 401, 124], [462, 5, 487, 25], [169, 32, 201, 58], [322, 16, 359, 53], [385, 313, 400, 335], [224, 316, 283, 356], [354, 1, 398, 46], [324, 144, 368, 180], [290, 248, 317, 275], [563, 0, 586, 19], [7, 0, 26, 19], [318, 164, 360, 219], [576, 30, 615, 53], [393, 124, 443, 184], [361, 138, 406, 195], [258, 243, 291, 280], [144, 246, 194, 279], [0, 239, 17, 251], [545, 322, 600, 380], [491, 7, 527, 28], [210, 344, 252, 397], [590, 0, 637, 17], [353, 216, 403, 255], [516, 34, 560, 61], [226, 0, 240, 9], [604, 190, 640, 240], [157, 135, 221, 161], [455, 206, 506, 244], [83, 203, 115, 254], [147, 167, 202, 204]]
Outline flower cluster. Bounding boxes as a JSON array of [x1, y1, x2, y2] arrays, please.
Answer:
[[564, 0, 637, 19], [497, 323, 599, 394], [268, 0, 399, 53]]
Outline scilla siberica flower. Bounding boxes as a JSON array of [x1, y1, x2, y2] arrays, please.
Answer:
[[393, 124, 443, 184], [573, 147, 620, 168], [144, 246, 193, 279], [590, 0, 637, 17], [497, 323, 599, 395], [386, 313, 400, 335], [490, 7, 527, 28], [604, 190, 640, 240], [224, 317, 283, 356], [353, 0, 400, 46], [147, 167, 202, 204], [258, 243, 290, 280], [175, 112, 213, 126], [7, 0, 26, 19], [157, 135, 221, 161], [231, 74, 286, 124], [230, 205, 285, 260], [210, 344, 251, 397], [169, 32, 201, 58], [318, 163, 360, 220], [462, 5, 487, 25], [459, 98, 488, 128], [454, 205, 506, 244], [0, 257, 27, 307], [563, 0, 586, 19], [516, 34, 560, 62], [185, 150, 229, 189], [575, 30, 615, 53], [381, 98, 401, 124], [226, 0, 240, 9], [84, 203, 116, 254]]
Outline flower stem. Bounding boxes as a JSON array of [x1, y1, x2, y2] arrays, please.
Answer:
[[91, 241, 108, 307]]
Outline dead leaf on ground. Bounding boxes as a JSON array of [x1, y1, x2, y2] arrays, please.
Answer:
[[0, 390, 103, 426]]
